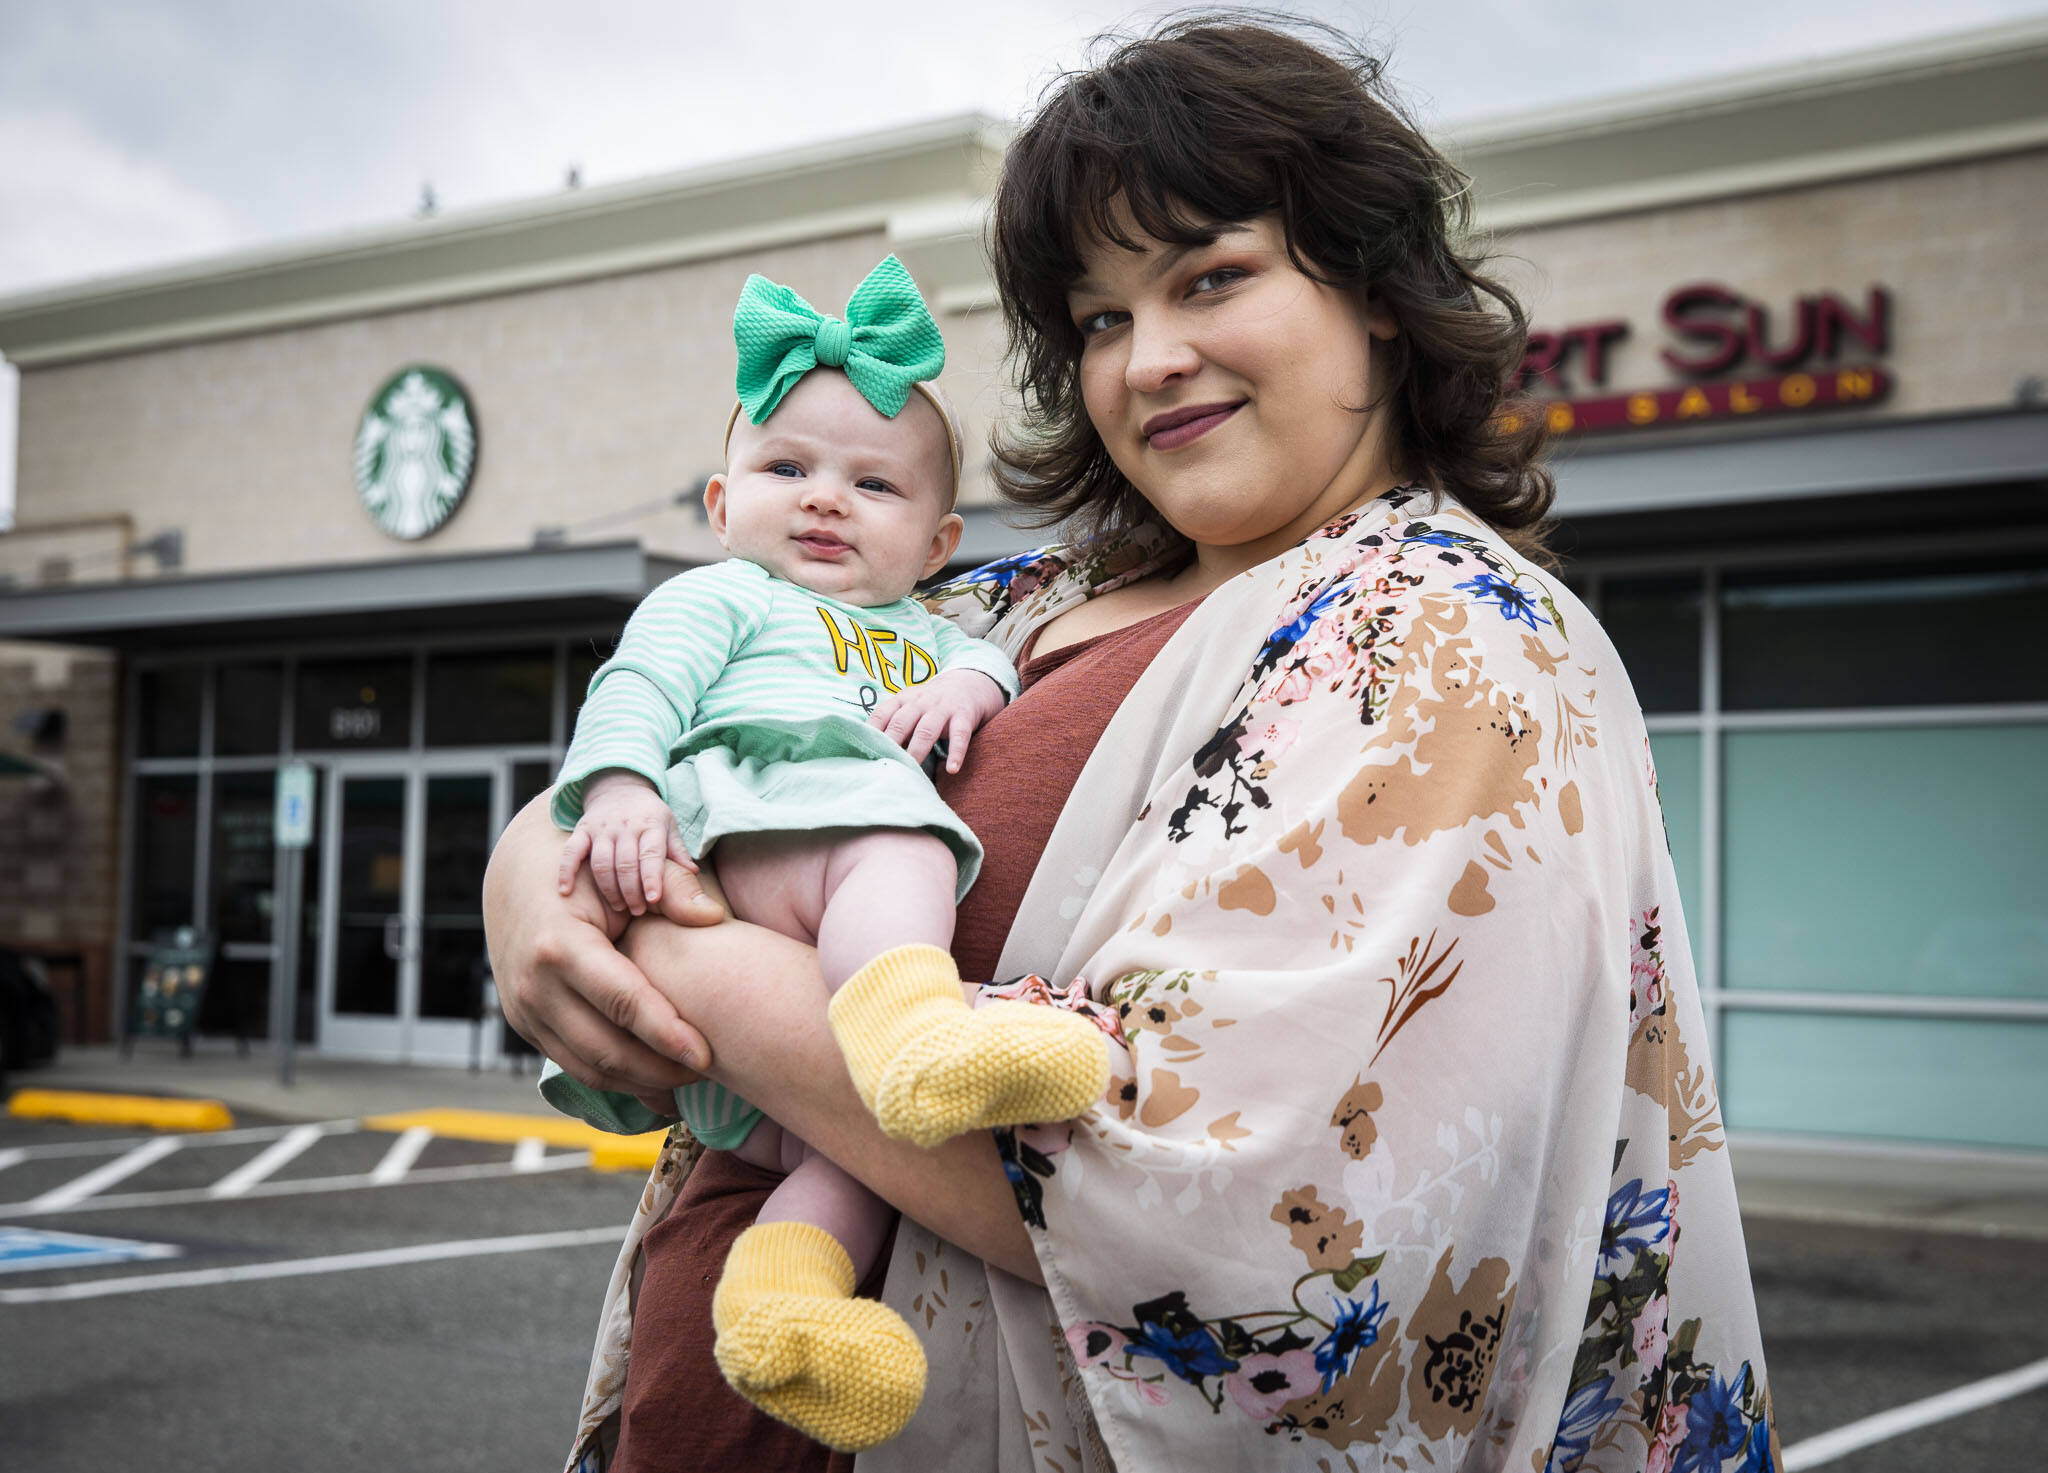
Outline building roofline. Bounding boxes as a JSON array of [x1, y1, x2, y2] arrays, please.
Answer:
[[1450, 15, 2048, 230], [0, 112, 1011, 368], [1448, 15, 2048, 148], [3, 18, 2045, 365]]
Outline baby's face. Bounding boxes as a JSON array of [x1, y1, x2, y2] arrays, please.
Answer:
[[707, 370, 961, 607]]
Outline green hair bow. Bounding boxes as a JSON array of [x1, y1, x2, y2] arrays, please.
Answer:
[[732, 254, 946, 425]]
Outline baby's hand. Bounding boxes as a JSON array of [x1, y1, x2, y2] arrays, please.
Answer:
[[558, 769, 695, 915], [869, 670, 1008, 773]]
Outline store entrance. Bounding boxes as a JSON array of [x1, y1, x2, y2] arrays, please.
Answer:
[[315, 756, 508, 1064]]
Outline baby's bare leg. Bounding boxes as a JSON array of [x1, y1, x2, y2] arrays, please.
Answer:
[[756, 1136, 894, 1281], [815, 830, 956, 990], [718, 828, 957, 991]]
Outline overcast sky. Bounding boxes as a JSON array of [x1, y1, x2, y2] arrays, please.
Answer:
[[4, 0, 2047, 524]]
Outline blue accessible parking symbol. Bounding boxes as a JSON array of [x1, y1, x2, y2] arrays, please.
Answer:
[[0, 1226, 181, 1274]]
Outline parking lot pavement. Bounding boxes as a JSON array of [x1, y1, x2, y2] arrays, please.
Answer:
[[2, 1116, 644, 1472], [1753, 1217, 2048, 1471], [4, 1111, 2045, 1471]]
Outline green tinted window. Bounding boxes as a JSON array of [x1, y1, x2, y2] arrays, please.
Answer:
[[1723, 725, 2048, 999], [1723, 1010, 2048, 1150]]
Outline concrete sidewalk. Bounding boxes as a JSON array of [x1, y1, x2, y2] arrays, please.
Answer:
[[11, 1041, 2048, 1240]]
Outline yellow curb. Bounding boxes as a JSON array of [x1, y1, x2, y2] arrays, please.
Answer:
[[6, 1088, 235, 1133], [364, 1108, 666, 1172]]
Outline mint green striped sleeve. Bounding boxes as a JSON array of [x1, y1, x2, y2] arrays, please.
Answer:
[[551, 563, 768, 829], [927, 611, 1020, 700]]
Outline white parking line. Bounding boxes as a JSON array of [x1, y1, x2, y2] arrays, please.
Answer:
[[1782, 1354, 2048, 1469], [4, 1121, 354, 1160], [207, 1124, 327, 1198], [28, 1137, 183, 1212], [0, 1225, 625, 1304], [511, 1137, 548, 1172], [368, 1126, 434, 1185], [0, 1148, 25, 1174], [0, 1151, 593, 1218]]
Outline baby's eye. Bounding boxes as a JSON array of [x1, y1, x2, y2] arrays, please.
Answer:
[[768, 461, 803, 477], [857, 477, 898, 496]]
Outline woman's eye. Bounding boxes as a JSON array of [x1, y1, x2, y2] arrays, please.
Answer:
[[1189, 267, 1245, 295], [1075, 309, 1127, 338]]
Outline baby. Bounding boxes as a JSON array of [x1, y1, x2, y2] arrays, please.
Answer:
[[543, 257, 1111, 1451]]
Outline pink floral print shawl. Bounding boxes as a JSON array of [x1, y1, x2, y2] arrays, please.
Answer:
[[566, 487, 1777, 1473]]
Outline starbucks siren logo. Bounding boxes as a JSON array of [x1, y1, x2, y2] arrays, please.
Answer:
[[353, 366, 478, 539]]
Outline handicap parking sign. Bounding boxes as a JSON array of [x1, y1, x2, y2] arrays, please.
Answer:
[[0, 1226, 181, 1274]]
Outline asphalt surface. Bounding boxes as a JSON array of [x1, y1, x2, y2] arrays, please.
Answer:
[[2, 1116, 643, 1472], [1748, 1216, 2048, 1471], [3, 1116, 2045, 1472]]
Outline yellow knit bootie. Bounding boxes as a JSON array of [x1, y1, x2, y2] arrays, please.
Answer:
[[710, 1220, 926, 1452], [828, 944, 1112, 1148]]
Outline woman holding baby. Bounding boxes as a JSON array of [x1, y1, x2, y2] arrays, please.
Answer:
[[484, 16, 1776, 1473]]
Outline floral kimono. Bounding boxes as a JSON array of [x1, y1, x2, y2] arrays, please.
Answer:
[[566, 487, 1777, 1473]]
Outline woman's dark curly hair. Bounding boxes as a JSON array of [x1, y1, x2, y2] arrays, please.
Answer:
[[989, 12, 1554, 559]]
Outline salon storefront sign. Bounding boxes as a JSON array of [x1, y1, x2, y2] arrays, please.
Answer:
[[1510, 283, 1894, 436]]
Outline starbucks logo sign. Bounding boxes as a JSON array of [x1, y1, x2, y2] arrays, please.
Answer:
[[352, 366, 478, 539]]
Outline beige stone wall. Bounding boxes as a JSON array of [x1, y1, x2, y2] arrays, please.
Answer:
[[1490, 148, 2048, 420], [13, 228, 1015, 580], [15, 148, 2041, 585]]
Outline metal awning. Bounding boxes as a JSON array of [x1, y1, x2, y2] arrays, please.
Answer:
[[0, 540, 690, 651], [1550, 408, 2048, 517]]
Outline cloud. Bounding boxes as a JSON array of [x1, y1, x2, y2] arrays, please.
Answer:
[[1, 0, 2046, 303], [0, 107, 241, 293]]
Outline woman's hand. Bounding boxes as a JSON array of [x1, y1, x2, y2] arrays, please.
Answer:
[[485, 792, 725, 1108]]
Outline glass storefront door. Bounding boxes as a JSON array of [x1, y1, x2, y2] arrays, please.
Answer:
[[316, 757, 506, 1063]]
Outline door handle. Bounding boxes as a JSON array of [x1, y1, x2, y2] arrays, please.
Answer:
[[382, 915, 417, 961]]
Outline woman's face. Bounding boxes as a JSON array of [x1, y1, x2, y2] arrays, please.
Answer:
[[1067, 213, 1401, 571]]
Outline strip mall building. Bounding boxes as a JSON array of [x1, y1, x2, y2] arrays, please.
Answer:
[[1, 21, 2042, 1157]]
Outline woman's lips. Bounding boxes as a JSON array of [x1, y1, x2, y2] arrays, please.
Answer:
[[1143, 401, 1242, 451]]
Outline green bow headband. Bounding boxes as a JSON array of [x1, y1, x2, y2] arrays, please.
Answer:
[[732, 254, 946, 425]]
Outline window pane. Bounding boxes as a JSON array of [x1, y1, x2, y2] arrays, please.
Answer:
[[419, 774, 492, 1019], [334, 775, 404, 1015], [1721, 559, 2048, 711], [210, 770, 276, 945], [564, 644, 604, 746], [1723, 1010, 2048, 1150], [425, 648, 553, 747], [1724, 725, 2048, 999], [215, 662, 284, 756], [138, 666, 203, 757], [294, 657, 413, 750], [133, 774, 198, 935], [1648, 733, 1702, 976], [1602, 576, 1701, 714]]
